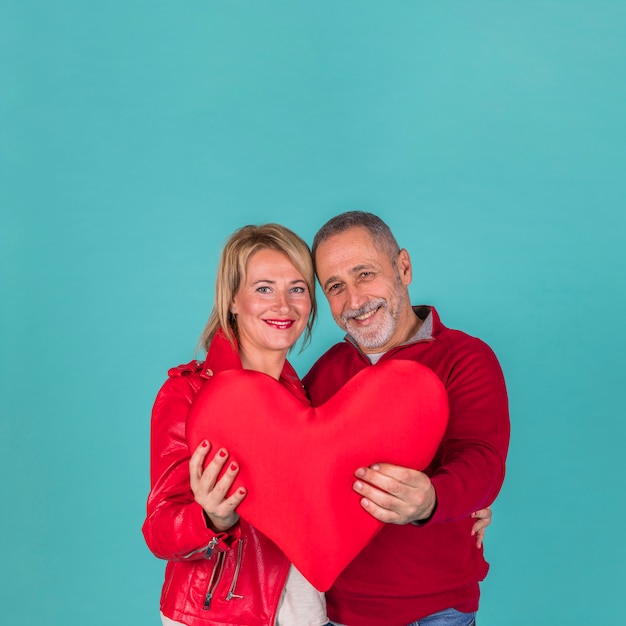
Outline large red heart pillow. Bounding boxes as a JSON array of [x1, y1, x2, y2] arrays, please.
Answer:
[[186, 359, 448, 591]]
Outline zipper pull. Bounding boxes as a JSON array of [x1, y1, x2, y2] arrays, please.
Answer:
[[204, 536, 220, 559], [225, 591, 244, 601], [203, 591, 214, 610]]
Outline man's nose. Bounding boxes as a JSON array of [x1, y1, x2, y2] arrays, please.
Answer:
[[345, 284, 366, 311]]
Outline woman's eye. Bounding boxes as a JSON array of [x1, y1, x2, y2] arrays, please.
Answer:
[[256, 286, 271, 293], [290, 286, 306, 294]]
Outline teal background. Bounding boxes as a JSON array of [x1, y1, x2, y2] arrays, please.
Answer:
[[2, 2, 625, 624]]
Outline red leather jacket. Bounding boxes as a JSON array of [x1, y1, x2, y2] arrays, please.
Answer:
[[142, 331, 307, 625]]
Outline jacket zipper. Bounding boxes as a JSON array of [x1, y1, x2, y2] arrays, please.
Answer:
[[202, 537, 245, 609], [204, 535, 220, 559], [203, 551, 225, 610], [225, 538, 244, 601]]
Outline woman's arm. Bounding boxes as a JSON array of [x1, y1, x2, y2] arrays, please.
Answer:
[[142, 376, 232, 561]]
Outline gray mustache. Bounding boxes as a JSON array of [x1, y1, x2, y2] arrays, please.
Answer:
[[341, 298, 387, 324]]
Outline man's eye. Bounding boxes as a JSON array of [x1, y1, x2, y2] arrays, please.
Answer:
[[327, 283, 342, 293]]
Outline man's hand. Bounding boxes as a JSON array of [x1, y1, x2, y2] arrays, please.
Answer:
[[352, 463, 436, 524]]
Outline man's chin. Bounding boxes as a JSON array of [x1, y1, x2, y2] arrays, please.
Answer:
[[347, 328, 388, 350]]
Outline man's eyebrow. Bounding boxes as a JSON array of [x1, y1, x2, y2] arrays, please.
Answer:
[[322, 275, 341, 291], [322, 264, 375, 290]]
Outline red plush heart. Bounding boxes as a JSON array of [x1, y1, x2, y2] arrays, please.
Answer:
[[186, 360, 448, 591]]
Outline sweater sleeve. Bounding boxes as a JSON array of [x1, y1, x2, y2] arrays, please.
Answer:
[[142, 374, 227, 561], [428, 337, 510, 523]]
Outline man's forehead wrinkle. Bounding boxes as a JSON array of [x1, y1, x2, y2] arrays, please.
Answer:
[[322, 262, 377, 288]]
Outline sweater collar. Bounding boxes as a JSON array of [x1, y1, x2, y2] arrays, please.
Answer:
[[344, 305, 442, 361]]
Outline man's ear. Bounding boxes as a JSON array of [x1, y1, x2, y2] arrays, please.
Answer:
[[397, 248, 413, 286]]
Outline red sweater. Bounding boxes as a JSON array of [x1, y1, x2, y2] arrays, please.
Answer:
[[303, 306, 510, 626]]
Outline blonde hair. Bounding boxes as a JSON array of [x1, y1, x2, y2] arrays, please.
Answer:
[[199, 224, 317, 353]]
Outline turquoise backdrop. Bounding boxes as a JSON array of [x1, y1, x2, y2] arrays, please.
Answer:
[[2, 2, 625, 625]]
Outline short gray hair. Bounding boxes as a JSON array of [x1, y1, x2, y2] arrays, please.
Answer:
[[312, 211, 400, 265]]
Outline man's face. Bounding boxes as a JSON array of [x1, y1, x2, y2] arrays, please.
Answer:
[[315, 226, 414, 353]]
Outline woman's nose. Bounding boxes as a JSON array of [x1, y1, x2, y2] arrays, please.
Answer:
[[274, 291, 290, 312]]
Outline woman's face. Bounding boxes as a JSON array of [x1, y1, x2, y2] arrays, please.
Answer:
[[231, 248, 312, 363]]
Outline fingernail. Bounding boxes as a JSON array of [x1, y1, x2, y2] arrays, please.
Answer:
[[355, 468, 365, 478], [219, 450, 227, 458], [371, 464, 380, 471], [354, 481, 363, 491], [201, 441, 208, 448], [361, 498, 370, 508], [230, 463, 237, 471], [239, 488, 246, 495]]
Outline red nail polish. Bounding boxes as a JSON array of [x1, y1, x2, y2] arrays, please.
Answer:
[[230, 463, 237, 471], [201, 441, 208, 448], [239, 488, 246, 495], [219, 450, 227, 458]]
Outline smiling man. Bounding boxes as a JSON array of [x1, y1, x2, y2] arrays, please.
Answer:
[[304, 212, 510, 626]]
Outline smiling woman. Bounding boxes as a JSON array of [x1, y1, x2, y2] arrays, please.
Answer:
[[142, 224, 331, 626]]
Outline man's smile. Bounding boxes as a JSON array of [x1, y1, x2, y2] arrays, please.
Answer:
[[342, 299, 387, 327], [352, 307, 380, 323]]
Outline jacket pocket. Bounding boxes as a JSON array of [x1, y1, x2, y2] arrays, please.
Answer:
[[225, 538, 244, 601], [202, 551, 226, 610], [202, 537, 246, 609]]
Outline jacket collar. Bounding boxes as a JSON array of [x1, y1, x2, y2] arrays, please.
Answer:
[[203, 328, 243, 375], [202, 328, 307, 401]]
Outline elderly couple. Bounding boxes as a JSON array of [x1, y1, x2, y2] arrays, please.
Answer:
[[143, 211, 510, 626]]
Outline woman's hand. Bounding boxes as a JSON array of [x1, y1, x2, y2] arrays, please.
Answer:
[[470, 507, 493, 548], [189, 440, 247, 532]]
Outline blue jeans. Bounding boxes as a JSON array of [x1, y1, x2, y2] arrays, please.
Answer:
[[329, 608, 476, 626], [407, 607, 476, 626]]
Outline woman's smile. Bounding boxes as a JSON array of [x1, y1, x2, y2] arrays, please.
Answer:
[[263, 318, 297, 329]]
